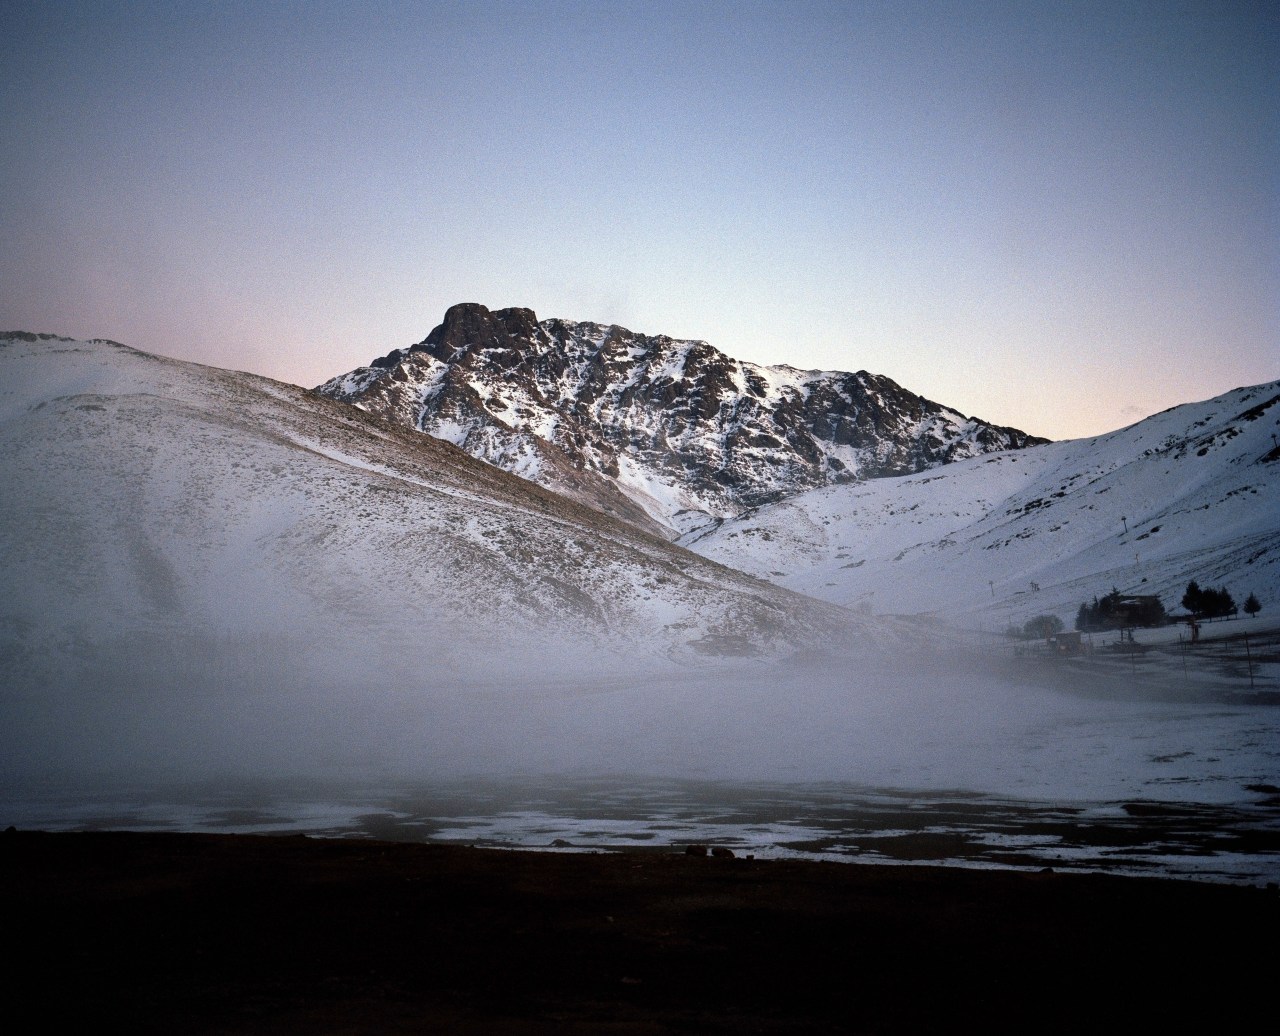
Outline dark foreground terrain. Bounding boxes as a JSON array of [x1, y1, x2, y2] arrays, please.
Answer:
[[4, 829, 1276, 1034]]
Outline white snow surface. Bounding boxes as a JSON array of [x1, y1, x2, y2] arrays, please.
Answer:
[[684, 381, 1280, 631], [0, 332, 917, 781], [316, 309, 1041, 537]]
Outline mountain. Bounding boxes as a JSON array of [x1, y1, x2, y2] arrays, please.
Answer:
[[684, 381, 1280, 630], [3, 333, 1273, 795], [0, 332, 863, 665], [0, 332, 894, 781], [316, 303, 1047, 537]]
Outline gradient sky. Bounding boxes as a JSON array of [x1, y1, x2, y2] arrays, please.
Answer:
[[2, 0, 1275, 440]]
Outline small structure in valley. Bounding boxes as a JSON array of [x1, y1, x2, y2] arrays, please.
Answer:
[[1047, 630, 1084, 656]]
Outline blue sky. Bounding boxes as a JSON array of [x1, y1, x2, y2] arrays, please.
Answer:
[[2, 0, 1275, 439]]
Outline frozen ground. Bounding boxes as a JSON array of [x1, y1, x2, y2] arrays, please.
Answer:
[[7, 767, 1279, 887], [6, 635, 1278, 886]]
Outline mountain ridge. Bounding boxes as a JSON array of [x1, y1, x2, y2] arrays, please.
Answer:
[[4, 330, 1275, 788], [686, 378, 1280, 629], [317, 303, 1048, 537], [0, 333, 868, 668]]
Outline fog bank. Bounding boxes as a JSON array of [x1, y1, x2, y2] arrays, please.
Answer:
[[5, 625, 1275, 811]]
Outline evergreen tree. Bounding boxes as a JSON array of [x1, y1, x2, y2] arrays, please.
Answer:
[[1186, 583, 1237, 619], [1182, 581, 1203, 616], [1133, 595, 1167, 627], [1244, 593, 1261, 617], [1205, 586, 1236, 618]]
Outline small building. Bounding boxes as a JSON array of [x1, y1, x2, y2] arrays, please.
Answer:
[[1047, 630, 1084, 655]]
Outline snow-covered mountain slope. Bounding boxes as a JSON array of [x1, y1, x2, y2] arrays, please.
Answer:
[[3, 334, 1274, 800], [7, 332, 954, 781], [317, 303, 1046, 537], [684, 382, 1280, 630], [0, 333, 866, 672]]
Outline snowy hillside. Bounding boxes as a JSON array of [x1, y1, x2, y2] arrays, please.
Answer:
[[0, 333, 867, 660], [684, 382, 1280, 633], [2, 334, 1275, 825], [1, 333, 907, 779], [317, 303, 1044, 537]]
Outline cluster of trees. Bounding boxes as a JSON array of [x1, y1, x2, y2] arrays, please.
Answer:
[[1021, 614, 1064, 640], [1069, 583, 1263, 631], [1004, 615, 1067, 641], [1026, 584, 1263, 641], [1181, 581, 1235, 619], [1182, 581, 1261, 619], [1074, 589, 1166, 631]]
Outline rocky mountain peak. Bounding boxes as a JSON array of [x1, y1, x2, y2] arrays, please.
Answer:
[[422, 303, 541, 358], [318, 306, 1050, 537]]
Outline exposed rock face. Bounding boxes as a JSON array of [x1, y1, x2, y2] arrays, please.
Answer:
[[317, 303, 1047, 536]]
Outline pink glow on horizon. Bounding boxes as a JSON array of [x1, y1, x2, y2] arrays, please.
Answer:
[[1, 1, 1275, 442]]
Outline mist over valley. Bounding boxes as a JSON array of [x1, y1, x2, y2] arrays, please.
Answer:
[[3, 328, 1277, 882]]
